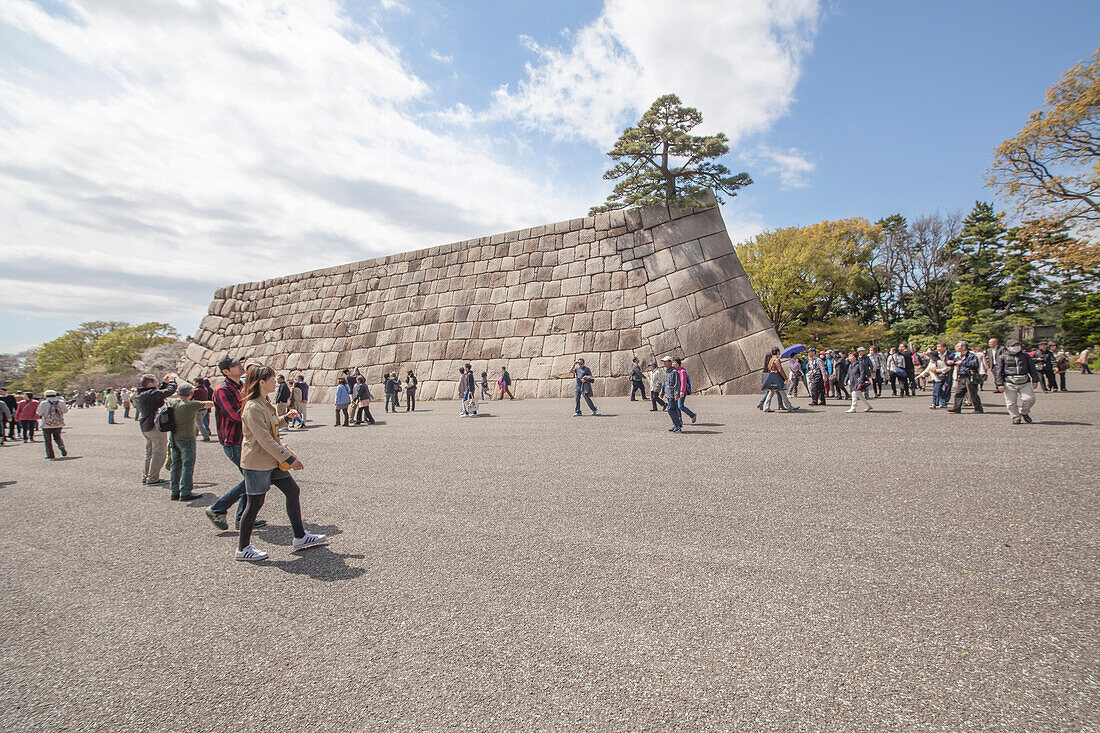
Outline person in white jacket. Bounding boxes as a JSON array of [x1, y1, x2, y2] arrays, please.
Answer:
[[647, 362, 666, 412], [36, 389, 69, 459]]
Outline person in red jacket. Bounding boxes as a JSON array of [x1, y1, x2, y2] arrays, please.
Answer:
[[14, 392, 40, 442]]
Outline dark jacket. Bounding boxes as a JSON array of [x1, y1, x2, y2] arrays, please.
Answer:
[[461, 371, 476, 394], [405, 375, 417, 391], [846, 358, 870, 390], [275, 382, 291, 404], [354, 383, 372, 401], [630, 363, 644, 382], [135, 381, 177, 433], [954, 351, 981, 381], [995, 351, 1041, 386]]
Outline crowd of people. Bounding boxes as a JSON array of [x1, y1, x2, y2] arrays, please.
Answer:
[[753, 339, 1095, 424], [3, 339, 1093, 557]]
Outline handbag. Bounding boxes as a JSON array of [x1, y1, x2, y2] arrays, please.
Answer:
[[761, 372, 784, 391]]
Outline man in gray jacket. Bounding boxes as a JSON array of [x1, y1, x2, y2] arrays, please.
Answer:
[[629, 357, 646, 401], [659, 356, 682, 432]]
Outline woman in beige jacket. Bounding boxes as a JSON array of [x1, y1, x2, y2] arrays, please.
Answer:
[[235, 364, 328, 562]]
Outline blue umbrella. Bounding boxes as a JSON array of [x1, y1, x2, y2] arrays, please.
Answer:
[[780, 344, 806, 359]]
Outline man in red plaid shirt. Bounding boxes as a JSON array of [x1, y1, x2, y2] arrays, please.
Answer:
[[205, 354, 266, 531]]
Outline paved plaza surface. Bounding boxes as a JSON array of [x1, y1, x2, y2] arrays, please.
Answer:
[[1, 380, 1097, 731]]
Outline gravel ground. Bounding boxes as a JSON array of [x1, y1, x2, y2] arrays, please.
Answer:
[[1, 379, 1097, 732]]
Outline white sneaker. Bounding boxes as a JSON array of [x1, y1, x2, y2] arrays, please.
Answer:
[[293, 532, 328, 551], [235, 545, 268, 562], [865, 405, 874, 411], [846, 407, 857, 413]]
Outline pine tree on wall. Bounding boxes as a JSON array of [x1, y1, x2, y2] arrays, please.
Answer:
[[590, 94, 752, 215]]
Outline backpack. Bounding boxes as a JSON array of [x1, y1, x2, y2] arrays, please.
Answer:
[[685, 374, 692, 395], [155, 402, 175, 432], [42, 400, 64, 428]]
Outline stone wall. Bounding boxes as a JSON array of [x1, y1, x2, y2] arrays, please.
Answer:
[[179, 193, 781, 402]]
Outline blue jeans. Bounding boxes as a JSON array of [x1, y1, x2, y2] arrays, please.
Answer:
[[677, 396, 696, 420], [167, 437, 196, 496], [574, 386, 596, 414], [210, 443, 247, 520], [107, 410, 116, 424], [935, 380, 951, 406], [667, 400, 683, 429]]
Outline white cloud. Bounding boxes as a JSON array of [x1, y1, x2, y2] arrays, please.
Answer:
[[749, 145, 816, 188], [0, 0, 583, 335], [429, 49, 453, 64], [492, 0, 821, 148]]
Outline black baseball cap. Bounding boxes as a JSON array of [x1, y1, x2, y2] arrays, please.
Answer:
[[217, 354, 244, 372]]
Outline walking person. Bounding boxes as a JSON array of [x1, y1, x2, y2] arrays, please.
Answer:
[[946, 341, 984, 413], [868, 345, 886, 398], [673, 357, 698, 424], [806, 348, 828, 405], [995, 338, 1041, 424], [204, 355, 266, 532], [886, 347, 907, 396], [479, 371, 493, 401], [405, 370, 418, 411], [389, 372, 402, 411], [761, 348, 798, 412], [1, 387, 17, 441], [629, 357, 646, 401], [845, 351, 874, 413], [833, 351, 851, 401], [647, 361, 666, 411], [0, 397, 10, 446], [334, 376, 352, 426], [498, 366, 514, 400], [104, 389, 119, 424], [288, 379, 305, 428], [294, 374, 310, 425], [122, 388, 133, 420], [192, 378, 213, 441], [15, 392, 39, 442], [1078, 345, 1094, 375], [916, 349, 950, 408], [165, 382, 213, 501], [134, 373, 178, 486], [568, 358, 597, 416], [1033, 342, 1057, 392], [37, 390, 68, 458], [274, 375, 291, 418], [460, 363, 478, 416], [353, 376, 375, 425], [1055, 348, 1070, 392], [659, 356, 683, 432], [234, 364, 327, 562], [786, 353, 806, 398]]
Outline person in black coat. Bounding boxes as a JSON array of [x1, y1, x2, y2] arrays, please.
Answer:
[[845, 351, 874, 412], [994, 338, 1041, 424]]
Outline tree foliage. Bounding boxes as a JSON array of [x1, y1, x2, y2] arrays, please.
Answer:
[[591, 94, 752, 214], [988, 46, 1100, 269], [21, 321, 180, 391]]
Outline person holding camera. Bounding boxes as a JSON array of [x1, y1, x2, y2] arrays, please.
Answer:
[[569, 358, 597, 416]]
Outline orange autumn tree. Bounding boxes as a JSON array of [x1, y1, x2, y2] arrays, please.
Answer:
[[988, 46, 1100, 273]]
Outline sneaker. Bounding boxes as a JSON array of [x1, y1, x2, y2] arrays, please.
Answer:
[[672, 427, 682, 433], [1011, 417, 1023, 424], [690, 415, 697, 424], [846, 408, 857, 413], [573, 412, 582, 417], [1022, 414, 1033, 423], [60, 447, 67, 457], [178, 493, 203, 502], [864, 406, 873, 412], [147, 478, 168, 486], [756, 403, 763, 410], [233, 517, 268, 531], [788, 406, 799, 412], [293, 532, 329, 551], [205, 508, 228, 531], [928, 405, 937, 409], [235, 545, 268, 562]]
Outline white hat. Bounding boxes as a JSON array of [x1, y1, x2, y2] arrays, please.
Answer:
[[660, 355, 673, 362]]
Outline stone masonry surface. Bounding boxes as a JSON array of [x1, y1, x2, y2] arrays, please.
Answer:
[[178, 192, 780, 401]]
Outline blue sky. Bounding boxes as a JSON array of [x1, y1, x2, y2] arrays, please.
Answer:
[[1, 0, 1097, 352]]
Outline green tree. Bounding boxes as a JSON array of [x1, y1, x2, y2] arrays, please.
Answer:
[[591, 94, 752, 214], [737, 218, 877, 336], [1061, 293, 1100, 348], [946, 202, 1007, 304], [94, 322, 179, 371]]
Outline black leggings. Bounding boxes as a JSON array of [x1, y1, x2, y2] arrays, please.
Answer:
[[335, 406, 349, 425], [238, 474, 305, 551], [20, 419, 36, 440], [355, 405, 374, 424]]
